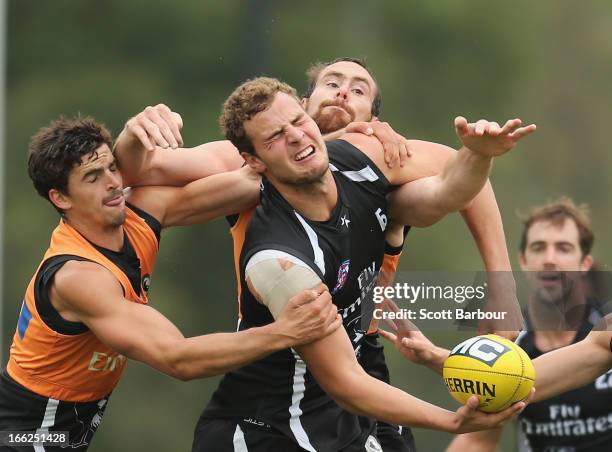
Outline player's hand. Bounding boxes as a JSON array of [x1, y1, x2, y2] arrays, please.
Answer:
[[453, 389, 534, 433], [345, 120, 411, 168], [477, 272, 525, 341], [278, 284, 341, 346], [124, 104, 184, 151], [454, 117, 536, 158], [378, 323, 448, 374], [378, 327, 440, 366], [377, 298, 448, 372]]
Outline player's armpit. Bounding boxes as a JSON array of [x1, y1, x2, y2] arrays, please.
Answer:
[[245, 251, 322, 318]]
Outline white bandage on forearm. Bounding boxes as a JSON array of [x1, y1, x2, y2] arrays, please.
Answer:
[[245, 250, 322, 319]]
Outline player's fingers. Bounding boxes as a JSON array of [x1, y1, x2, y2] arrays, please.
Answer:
[[475, 119, 488, 136], [382, 317, 400, 332], [509, 124, 537, 141], [290, 285, 327, 307], [173, 112, 184, 129], [378, 329, 398, 343], [140, 116, 170, 148], [401, 337, 430, 355], [325, 314, 343, 335], [399, 137, 410, 166], [523, 388, 535, 405], [466, 395, 480, 410], [385, 140, 400, 168], [454, 116, 469, 136], [500, 118, 522, 135], [146, 107, 178, 148], [455, 395, 479, 422], [128, 124, 155, 151], [323, 302, 339, 327], [487, 121, 501, 136], [345, 121, 374, 136], [492, 399, 526, 426], [156, 104, 183, 148]]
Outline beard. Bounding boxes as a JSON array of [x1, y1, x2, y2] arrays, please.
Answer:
[[310, 100, 357, 134], [274, 162, 329, 187], [531, 271, 576, 305], [109, 210, 127, 228]]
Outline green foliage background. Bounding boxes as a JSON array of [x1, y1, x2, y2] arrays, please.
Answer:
[[3, 1, 611, 450]]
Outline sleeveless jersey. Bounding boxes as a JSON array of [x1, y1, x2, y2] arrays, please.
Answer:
[[516, 304, 612, 451], [6, 205, 159, 402], [204, 139, 391, 451]]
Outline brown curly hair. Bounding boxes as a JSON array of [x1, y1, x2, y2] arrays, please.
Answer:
[[219, 77, 299, 155]]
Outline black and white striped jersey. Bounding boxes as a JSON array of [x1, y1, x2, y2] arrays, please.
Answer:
[[516, 304, 612, 452], [201, 139, 391, 451]]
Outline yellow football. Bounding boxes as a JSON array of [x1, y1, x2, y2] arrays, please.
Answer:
[[443, 334, 535, 413]]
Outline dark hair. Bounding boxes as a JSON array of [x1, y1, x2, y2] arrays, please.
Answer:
[[303, 57, 382, 117], [28, 116, 113, 212], [219, 77, 299, 155], [519, 197, 594, 257]]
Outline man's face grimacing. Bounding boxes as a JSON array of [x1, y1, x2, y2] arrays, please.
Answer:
[[303, 61, 377, 134], [53, 145, 127, 230], [242, 92, 328, 187], [519, 219, 593, 304]]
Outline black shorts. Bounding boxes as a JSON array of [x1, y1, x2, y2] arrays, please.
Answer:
[[375, 421, 416, 452], [0, 370, 109, 452], [192, 417, 389, 452], [360, 335, 416, 452]]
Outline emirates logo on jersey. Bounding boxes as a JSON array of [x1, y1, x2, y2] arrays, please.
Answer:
[[331, 260, 350, 295]]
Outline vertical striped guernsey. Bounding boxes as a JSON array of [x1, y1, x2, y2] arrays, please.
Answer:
[[201, 139, 392, 451]]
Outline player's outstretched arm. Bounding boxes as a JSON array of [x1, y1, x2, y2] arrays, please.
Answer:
[[51, 261, 341, 380], [387, 117, 536, 226], [245, 252, 527, 432], [297, 324, 527, 432], [342, 117, 535, 227], [114, 104, 244, 187], [532, 329, 612, 402]]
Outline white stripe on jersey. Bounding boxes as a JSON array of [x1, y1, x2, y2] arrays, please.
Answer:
[[294, 212, 325, 275], [515, 330, 528, 346], [330, 164, 379, 182], [233, 424, 249, 452], [34, 398, 59, 452], [289, 352, 317, 452]]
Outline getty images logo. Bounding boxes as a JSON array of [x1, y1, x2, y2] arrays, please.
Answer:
[[450, 336, 510, 367]]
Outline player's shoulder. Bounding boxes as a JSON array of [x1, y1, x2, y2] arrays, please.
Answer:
[[54, 259, 119, 297], [335, 132, 384, 157]]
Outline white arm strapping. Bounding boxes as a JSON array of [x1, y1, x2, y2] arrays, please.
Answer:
[[245, 250, 322, 319]]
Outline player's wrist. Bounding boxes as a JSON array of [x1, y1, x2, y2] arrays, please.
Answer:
[[429, 347, 449, 375], [428, 408, 458, 433], [262, 321, 295, 350], [458, 145, 495, 167]]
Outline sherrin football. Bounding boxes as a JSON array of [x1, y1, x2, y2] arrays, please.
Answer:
[[443, 334, 535, 413]]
